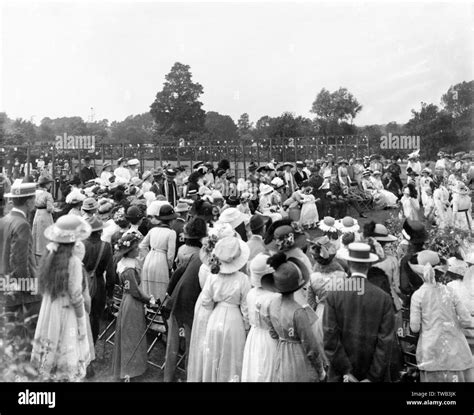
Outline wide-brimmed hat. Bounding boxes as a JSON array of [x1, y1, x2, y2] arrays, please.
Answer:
[[266, 224, 308, 252], [213, 236, 250, 274], [339, 242, 379, 263], [308, 235, 338, 264], [281, 162, 294, 169], [256, 165, 270, 173], [157, 204, 178, 220], [199, 223, 235, 265], [165, 168, 177, 178], [402, 219, 427, 244], [260, 184, 274, 195], [4, 181, 36, 198], [338, 159, 349, 165], [82, 197, 98, 211], [362, 169, 371, 178], [335, 216, 359, 233], [88, 217, 104, 232], [318, 216, 338, 233], [249, 253, 274, 288], [141, 171, 153, 181], [408, 150, 420, 159], [217, 207, 246, 229], [372, 224, 397, 242], [226, 195, 240, 207], [38, 175, 53, 185], [453, 181, 469, 195], [421, 168, 432, 175], [372, 170, 382, 176], [102, 161, 112, 170], [115, 231, 142, 255], [271, 177, 285, 190], [117, 157, 127, 165], [296, 161, 306, 168], [261, 254, 309, 294], [193, 161, 204, 170], [44, 215, 92, 244], [128, 158, 139, 166]]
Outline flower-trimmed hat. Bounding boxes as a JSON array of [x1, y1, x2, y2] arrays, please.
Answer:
[[271, 177, 285, 190], [308, 235, 338, 265], [82, 197, 98, 211], [216, 207, 247, 230], [260, 184, 274, 195], [65, 188, 86, 204], [335, 216, 359, 233], [265, 221, 308, 252], [44, 215, 92, 244], [114, 231, 142, 255], [318, 216, 338, 233], [212, 236, 250, 274], [199, 223, 235, 266], [261, 253, 309, 294]]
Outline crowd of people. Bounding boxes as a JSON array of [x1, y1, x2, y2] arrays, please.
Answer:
[[0, 148, 473, 383]]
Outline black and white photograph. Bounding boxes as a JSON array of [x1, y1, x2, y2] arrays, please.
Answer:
[[0, 0, 473, 409]]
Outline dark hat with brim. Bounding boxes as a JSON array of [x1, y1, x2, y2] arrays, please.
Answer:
[[261, 257, 309, 294], [265, 224, 309, 252], [157, 204, 178, 220]]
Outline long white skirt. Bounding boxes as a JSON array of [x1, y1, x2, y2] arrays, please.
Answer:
[[141, 250, 169, 301], [241, 325, 278, 382], [31, 294, 93, 382]]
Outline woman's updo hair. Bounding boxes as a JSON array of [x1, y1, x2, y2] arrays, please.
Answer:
[[342, 232, 355, 246]]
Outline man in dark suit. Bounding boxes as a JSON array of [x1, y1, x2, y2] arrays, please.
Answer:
[[0, 182, 42, 353], [162, 168, 178, 207], [323, 242, 395, 382], [308, 165, 327, 217], [80, 156, 97, 185]]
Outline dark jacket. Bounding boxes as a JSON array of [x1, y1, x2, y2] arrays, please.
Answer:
[[323, 276, 395, 382], [166, 253, 202, 328], [308, 174, 324, 199], [80, 166, 97, 184], [0, 210, 40, 306], [83, 235, 116, 299], [294, 170, 309, 187]]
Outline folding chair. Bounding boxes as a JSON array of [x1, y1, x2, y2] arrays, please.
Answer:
[[101, 284, 123, 346], [397, 306, 420, 382], [145, 304, 168, 370]]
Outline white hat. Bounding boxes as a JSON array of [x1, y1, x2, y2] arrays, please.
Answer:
[[217, 207, 246, 229], [339, 242, 379, 263], [128, 158, 139, 166], [44, 215, 91, 244], [335, 216, 360, 233], [372, 224, 397, 242], [249, 253, 274, 288], [146, 200, 169, 217], [318, 216, 338, 233], [4, 181, 36, 198], [213, 236, 250, 274], [260, 184, 274, 195], [66, 188, 86, 204], [271, 177, 285, 189]]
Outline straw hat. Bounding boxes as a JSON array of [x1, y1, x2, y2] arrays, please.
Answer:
[[318, 216, 338, 233], [213, 236, 250, 274], [44, 215, 92, 244], [82, 197, 98, 211], [4, 181, 36, 198], [66, 188, 86, 204], [249, 253, 274, 288], [339, 242, 379, 263], [38, 175, 53, 185], [372, 224, 397, 242], [335, 216, 359, 233], [199, 223, 235, 265], [88, 217, 104, 232], [175, 202, 190, 213], [128, 159, 139, 166]]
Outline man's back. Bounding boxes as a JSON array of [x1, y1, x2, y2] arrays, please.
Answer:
[[323, 277, 395, 382]]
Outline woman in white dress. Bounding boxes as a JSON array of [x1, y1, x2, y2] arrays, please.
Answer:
[[200, 236, 251, 382], [32, 175, 54, 263], [242, 253, 279, 382], [187, 223, 235, 382], [259, 184, 283, 222], [139, 202, 177, 302], [298, 183, 319, 229], [31, 216, 94, 381], [433, 179, 453, 230], [452, 181, 473, 231], [371, 171, 398, 207], [400, 183, 421, 221], [100, 162, 113, 185]]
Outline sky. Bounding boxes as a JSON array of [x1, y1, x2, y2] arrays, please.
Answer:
[[1, 0, 473, 127]]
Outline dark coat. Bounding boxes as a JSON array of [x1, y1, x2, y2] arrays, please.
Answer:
[[166, 253, 202, 328], [294, 170, 309, 187], [80, 166, 97, 184], [323, 276, 395, 382], [0, 210, 41, 307]]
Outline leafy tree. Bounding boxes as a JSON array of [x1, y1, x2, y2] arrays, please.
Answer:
[[150, 62, 206, 137], [441, 81, 474, 118], [205, 111, 238, 141], [110, 113, 154, 144], [237, 113, 253, 136], [311, 87, 362, 135]]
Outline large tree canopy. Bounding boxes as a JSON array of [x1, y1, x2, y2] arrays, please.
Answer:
[[150, 62, 206, 137]]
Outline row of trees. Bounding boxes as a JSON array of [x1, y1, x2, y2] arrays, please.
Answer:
[[1, 62, 472, 160]]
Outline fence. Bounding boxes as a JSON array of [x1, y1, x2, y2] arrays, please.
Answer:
[[0, 135, 370, 180]]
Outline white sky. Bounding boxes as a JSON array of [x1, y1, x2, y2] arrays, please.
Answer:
[[1, 0, 473, 126]]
